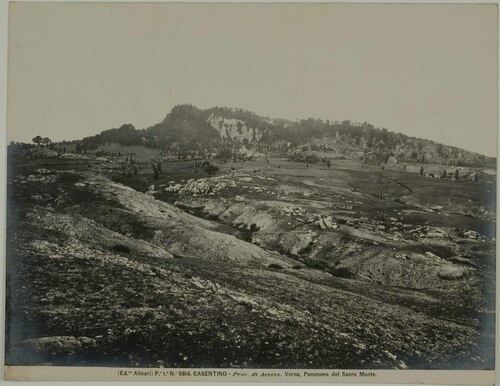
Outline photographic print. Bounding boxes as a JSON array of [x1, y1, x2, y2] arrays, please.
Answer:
[[4, 2, 497, 383]]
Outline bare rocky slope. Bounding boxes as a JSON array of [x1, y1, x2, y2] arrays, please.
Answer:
[[5, 166, 494, 369]]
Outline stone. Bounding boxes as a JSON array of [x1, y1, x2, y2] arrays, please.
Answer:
[[78, 337, 97, 347], [438, 265, 468, 280], [425, 251, 442, 261], [21, 336, 86, 354]]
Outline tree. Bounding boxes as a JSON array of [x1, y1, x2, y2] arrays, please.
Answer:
[[454, 169, 460, 180], [420, 166, 424, 176], [32, 136, 43, 146], [42, 137, 52, 146], [216, 147, 233, 162]]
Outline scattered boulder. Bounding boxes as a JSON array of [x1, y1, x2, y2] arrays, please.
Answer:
[[437, 265, 469, 280], [281, 206, 306, 216], [78, 337, 97, 348], [165, 184, 183, 193], [59, 153, 90, 160], [315, 216, 338, 230], [460, 229, 484, 241], [177, 179, 228, 196], [21, 336, 96, 355]]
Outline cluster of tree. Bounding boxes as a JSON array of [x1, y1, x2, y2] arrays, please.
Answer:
[[32, 136, 52, 146], [95, 150, 124, 157], [8, 141, 33, 159], [145, 105, 219, 144], [289, 152, 321, 164], [82, 124, 141, 147]]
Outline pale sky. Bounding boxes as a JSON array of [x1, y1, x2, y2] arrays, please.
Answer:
[[7, 3, 498, 156]]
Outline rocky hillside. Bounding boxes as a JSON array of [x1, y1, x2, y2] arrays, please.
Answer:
[[207, 113, 263, 143], [80, 104, 495, 167], [5, 165, 495, 369]]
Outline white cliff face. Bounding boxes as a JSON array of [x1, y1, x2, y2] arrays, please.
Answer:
[[207, 114, 262, 143]]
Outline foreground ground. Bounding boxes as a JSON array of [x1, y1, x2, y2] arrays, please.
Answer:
[[5, 156, 496, 369]]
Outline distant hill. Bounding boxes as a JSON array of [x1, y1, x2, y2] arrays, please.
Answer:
[[81, 104, 496, 167]]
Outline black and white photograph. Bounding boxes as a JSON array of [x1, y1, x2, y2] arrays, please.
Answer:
[[3, 2, 497, 383]]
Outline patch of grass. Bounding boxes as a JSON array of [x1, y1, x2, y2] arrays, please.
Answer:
[[112, 245, 131, 254]]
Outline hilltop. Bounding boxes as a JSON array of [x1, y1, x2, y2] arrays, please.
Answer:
[[79, 104, 494, 167]]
